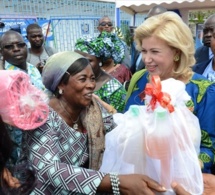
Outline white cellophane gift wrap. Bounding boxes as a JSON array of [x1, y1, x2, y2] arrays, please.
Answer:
[[100, 76, 203, 195]]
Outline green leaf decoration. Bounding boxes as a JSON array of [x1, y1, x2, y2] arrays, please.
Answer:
[[190, 79, 213, 103], [201, 130, 212, 148], [199, 153, 211, 163]]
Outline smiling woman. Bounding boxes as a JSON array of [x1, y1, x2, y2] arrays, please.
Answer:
[[22, 50, 168, 194], [125, 11, 215, 175], [44, 53, 97, 133], [26, 51, 116, 193]]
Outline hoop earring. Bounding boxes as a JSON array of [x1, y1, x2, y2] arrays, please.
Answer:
[[99, 62, 102, 67], [174, 55, 180, 62], [59, 89, 64, 95]]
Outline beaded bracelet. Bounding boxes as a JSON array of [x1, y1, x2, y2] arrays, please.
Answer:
[[110, 173, 120, 195]]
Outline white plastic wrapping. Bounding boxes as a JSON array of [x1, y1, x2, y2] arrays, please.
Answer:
[[100, 76, 203, 195]]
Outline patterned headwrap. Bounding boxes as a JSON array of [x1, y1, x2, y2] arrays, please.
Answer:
[[75, 31, 125, 64]]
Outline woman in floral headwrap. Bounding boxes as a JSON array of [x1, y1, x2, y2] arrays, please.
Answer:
[[77, 32, 131, 85], [97, 32, 132, 84], [75, 31, 129, 113]]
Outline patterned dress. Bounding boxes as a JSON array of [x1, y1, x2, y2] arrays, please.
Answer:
[[24, 104, 115, 195], [94, 78, 127, 113], [125, 69, 215, 173]]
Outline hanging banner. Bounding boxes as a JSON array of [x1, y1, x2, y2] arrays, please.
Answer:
[[0, 19, 54, 42], [38, 20, 54, 41], [0, 19, 36, 39]]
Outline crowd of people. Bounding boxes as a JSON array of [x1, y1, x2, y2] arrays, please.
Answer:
[[0, 4, 215, 195]]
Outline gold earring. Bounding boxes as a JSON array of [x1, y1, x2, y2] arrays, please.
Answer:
[[174, 55, 180, 62]]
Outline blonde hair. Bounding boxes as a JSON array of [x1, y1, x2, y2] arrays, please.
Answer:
[[134, 11, 195, 80]]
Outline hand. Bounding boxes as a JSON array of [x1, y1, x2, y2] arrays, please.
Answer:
[[119, 174, 166, 195], [36, 62, 44, 74], [203, 173, 215, 195], [3, 168, 21, 188], [171, 182, 190, 195], [93, 94, 117, 114]]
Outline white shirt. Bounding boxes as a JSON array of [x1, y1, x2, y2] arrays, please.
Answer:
[[209, 48, 214, 59], [203, 59, 215, 81]]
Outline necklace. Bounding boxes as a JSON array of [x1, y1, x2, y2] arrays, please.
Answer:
[[59, 100, 80, 130]]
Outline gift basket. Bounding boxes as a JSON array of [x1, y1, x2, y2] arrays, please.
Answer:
[[100, 76, 203, 194], [0, 70, 49, 130]]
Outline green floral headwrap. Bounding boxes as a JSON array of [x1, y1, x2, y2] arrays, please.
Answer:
[[75, 31, 125, 64]]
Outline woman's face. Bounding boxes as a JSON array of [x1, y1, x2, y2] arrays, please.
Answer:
[[85, 54, 100, 71], [141, 36, 176, 80], [59, 65, 96, 108]]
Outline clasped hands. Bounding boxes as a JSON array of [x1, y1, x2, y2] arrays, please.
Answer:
[[3, 168, 20, 189]]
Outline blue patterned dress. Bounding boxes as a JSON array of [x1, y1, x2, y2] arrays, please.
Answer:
[[125, 70, 215, 173]]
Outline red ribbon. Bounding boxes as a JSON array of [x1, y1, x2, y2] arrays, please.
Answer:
[[140, 75, 174, 113]]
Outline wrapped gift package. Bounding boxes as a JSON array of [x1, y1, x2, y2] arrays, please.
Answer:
[[0, 70, 49, 130], [100, 76, 203, 195]]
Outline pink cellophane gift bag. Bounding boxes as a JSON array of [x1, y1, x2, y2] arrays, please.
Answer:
[[0, 70, 49, 130], [100, 75, 203, 195]]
